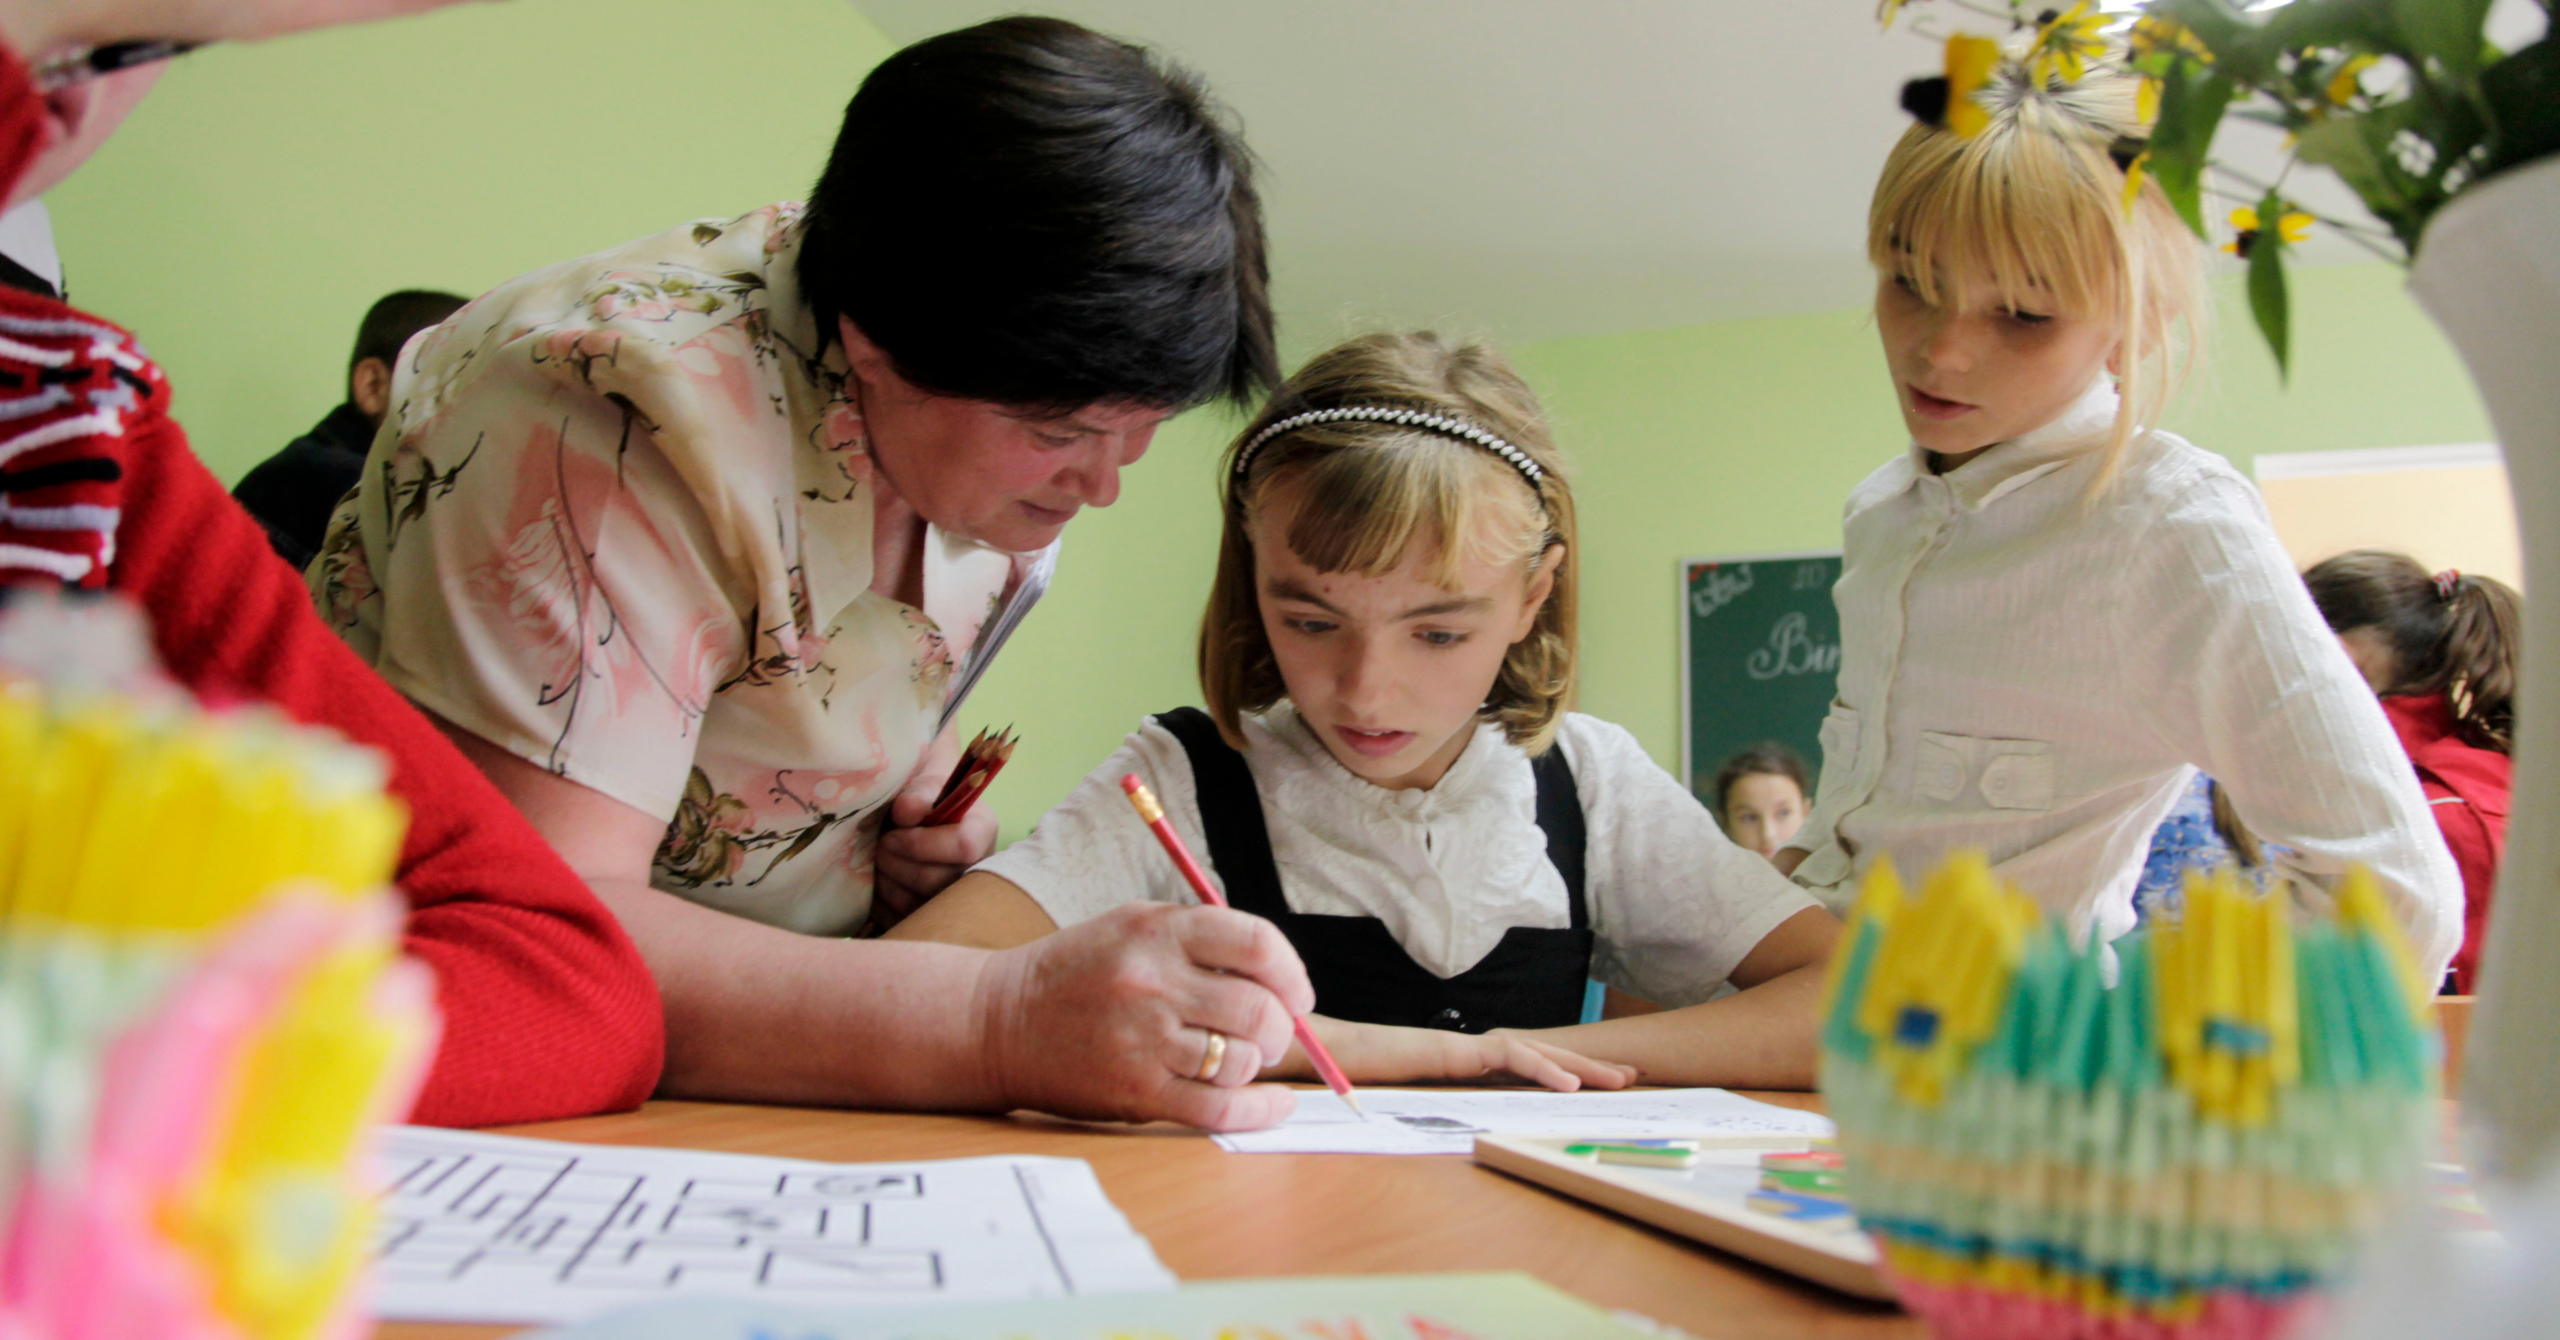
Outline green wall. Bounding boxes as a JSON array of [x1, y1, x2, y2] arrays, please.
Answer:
[[961, 265, 2489, 841], [48, 0, 897, 482], [38, 3, 2491, 846]]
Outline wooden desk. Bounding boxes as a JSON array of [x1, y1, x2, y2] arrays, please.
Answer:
[[375, 1094, 1919, 1340]]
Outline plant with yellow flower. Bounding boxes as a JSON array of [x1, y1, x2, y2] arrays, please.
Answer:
[[2028, 1, 2109, 86], [1870, 0, 2557, 377], [2117, 0, 2552, 375]]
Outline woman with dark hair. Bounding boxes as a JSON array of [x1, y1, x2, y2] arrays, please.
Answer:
[[2305, 551, 2519, 993], [311, 16, 1315, 1128]]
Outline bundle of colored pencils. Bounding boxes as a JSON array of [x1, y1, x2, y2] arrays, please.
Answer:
[[1819, 852, 2436, 1340], [922, 725, 1017, 827], [0, 595, 437, 1340]]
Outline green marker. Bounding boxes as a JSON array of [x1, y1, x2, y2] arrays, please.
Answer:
[[1563, 1139, 1701, 1168]]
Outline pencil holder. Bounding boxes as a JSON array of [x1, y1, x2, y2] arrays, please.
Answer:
[[0, 594, 439, 1340], [1818, 852, 2437, 1340]]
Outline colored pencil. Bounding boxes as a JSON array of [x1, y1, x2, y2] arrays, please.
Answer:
[[1119, 774, 1364, 1115], [922, 726, 1016, 828]]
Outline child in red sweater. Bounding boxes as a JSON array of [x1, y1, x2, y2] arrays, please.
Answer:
[[2306, 551, 2518, 994], [0, 3, 665, 1127]]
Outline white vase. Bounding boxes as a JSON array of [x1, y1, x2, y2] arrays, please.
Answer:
[[2409, 154, 2560, 1191]]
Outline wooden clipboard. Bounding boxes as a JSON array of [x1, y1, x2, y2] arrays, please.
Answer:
[[1472, 1135, 1893, 1301]]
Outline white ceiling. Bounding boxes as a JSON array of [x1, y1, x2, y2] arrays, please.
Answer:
[[850, 1, 2459, 352]]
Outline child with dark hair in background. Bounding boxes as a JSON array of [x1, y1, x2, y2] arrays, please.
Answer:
[[2306, 551, 2519, 993], [1712, 743, 1811, 861], [232, 288, 468, 568]]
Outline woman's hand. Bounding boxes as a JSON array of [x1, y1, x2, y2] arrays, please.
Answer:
[[872, 726, 1001, 927], [1283, 1017, 1637, 1093], [873, 791, 1000, 927], [971, 901, 1315, 1132]]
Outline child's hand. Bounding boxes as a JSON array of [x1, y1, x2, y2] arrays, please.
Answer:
[[1294, 1017, 1638, 1092], [1454, 1030, 1639, 1092]]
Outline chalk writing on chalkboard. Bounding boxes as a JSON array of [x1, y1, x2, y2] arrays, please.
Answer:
[[1746, 612, 1841, 681], [1690, 563, 1755, 618]]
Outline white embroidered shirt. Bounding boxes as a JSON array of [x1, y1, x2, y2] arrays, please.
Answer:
[[1781, 381, 2462, 983]]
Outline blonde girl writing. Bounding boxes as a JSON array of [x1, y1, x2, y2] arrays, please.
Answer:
[[896, 332, 1839, 1090]]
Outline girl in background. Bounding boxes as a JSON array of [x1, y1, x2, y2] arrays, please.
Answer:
[[1775, 57, 2461, 983], [1713, 743, 1812, 860], [2307, 551, 2518, 993], [897, 332, 1840, 1091]]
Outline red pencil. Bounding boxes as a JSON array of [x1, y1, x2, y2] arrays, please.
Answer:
[[1120, 774, 1364, 1115], [921, 726, 1016, 828]]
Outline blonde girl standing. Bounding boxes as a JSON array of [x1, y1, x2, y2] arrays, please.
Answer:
[[1775, 60, 2461, 983]]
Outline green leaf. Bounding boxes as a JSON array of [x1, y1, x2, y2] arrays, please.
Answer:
[[2480, 36, 2560, 179], [2155, 0, 2281, 76], [2150, 68, 2235, 237], [2391, 0, 2495, 79], [2291, 112, 2425, 252], [2246, 190, 2292, 382], [2264, 0, 2401, 58]]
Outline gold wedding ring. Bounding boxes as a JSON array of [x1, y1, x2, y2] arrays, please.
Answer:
[[1195, 1030, 1228, 1082]]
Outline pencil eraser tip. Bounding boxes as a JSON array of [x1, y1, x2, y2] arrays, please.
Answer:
[[1119, 774, 1143, 793]]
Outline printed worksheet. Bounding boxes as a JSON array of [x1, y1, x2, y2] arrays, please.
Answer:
[[522, 1271, 1662, 1339], [371, 1126, 1175, 1324], [1211, 1087, 1834, 1154]]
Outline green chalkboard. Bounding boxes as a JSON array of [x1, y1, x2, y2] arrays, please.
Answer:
[[1680, 550, 1844, 808]]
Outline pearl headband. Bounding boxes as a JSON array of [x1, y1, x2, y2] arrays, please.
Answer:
[[1231, 406, 1547, 501]]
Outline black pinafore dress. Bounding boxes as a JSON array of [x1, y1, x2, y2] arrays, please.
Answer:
[[1153, 707, 1593, 1033]]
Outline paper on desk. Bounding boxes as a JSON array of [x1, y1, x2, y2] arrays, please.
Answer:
[[369, 1125, 1174, 1325], [523, 1271, 1666, 1339], [1211, 1087, 1834, 1154]]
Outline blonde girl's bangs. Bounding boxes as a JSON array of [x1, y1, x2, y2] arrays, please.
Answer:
[[1198, 331, 1580, 754], [1868, 116, 2129, 321], [1261, 430, 1532, 595], [1865, 69, 2208, 494]]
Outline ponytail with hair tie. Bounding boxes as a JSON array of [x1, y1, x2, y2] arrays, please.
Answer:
[[2306, 550, 2519, 755]]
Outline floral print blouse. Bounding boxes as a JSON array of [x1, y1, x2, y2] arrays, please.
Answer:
[[314, 204, 1053, 936]]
